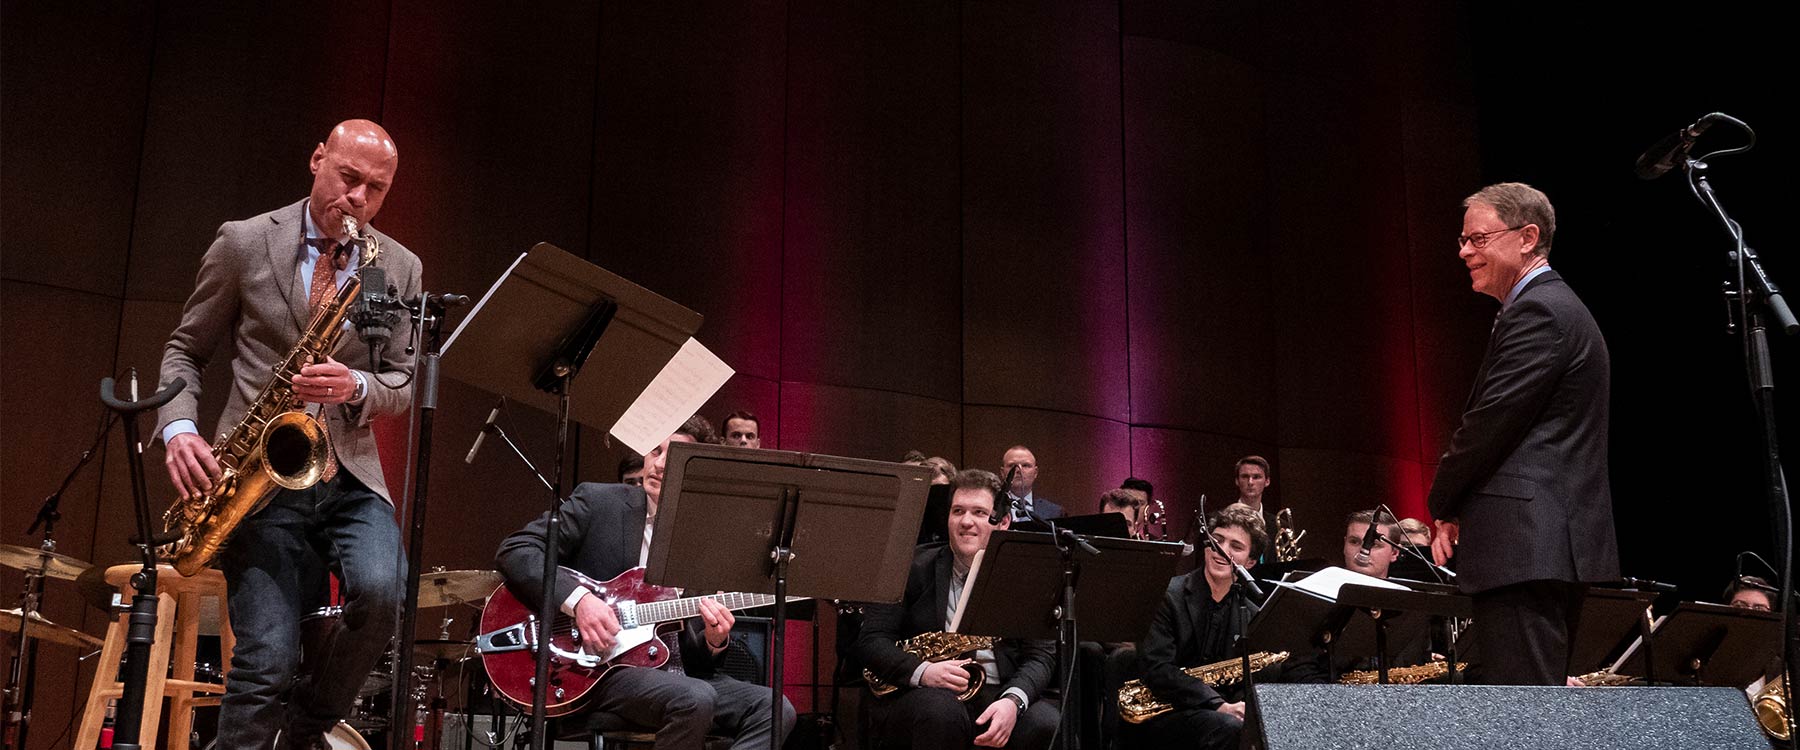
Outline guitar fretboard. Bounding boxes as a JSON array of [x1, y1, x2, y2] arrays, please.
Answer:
[[632, 592, 784, 625]]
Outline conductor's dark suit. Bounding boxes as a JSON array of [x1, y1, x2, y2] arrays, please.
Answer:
[[495, 482, 792, 748], [857, 545, 1060, 750], [1427, 269, 1619, 684]]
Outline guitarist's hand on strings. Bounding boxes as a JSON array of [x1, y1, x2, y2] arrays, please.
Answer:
[[698, 596, 735, 655], [574, 592, 622, 654]]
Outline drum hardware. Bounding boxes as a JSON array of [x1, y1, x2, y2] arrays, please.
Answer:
[[1, 608, 102, 650], [418, 568, 504, 609]]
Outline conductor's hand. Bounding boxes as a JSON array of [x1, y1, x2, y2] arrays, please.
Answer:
[[698, 596, 735, 654], [920, 659, 973, 693], [1217, 701, 1246, 720], [165, 432, 222, 497], [973, 697, 1019, 747], [1432, 520, 1460, 567], [574, 592, 622, 656], [292, 356, 357, 405]]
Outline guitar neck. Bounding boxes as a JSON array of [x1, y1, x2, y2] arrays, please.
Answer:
[[633, 592, 799, 626]]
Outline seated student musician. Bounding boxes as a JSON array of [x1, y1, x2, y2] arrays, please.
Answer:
[[1099, 487, 1151, 540], [1327, 509, 1433, 677], [494, 416, 794, 748], [857, 469, 1060, 750], [1127, 503, 1269, 750]]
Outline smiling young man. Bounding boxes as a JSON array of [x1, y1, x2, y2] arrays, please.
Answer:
[[857, 469, 1059, 750], [1128, 503, 1268, 750], [1426, 182, 1619, 686]]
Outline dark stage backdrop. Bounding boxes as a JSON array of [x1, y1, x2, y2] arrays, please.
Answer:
[[1, 1, 1787, 747]]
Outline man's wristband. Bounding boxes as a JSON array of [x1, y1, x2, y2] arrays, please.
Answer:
[[1002, 693, 1025, 712]]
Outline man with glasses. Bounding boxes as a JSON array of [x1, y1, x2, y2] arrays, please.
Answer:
[[1426, 183, 1619, 686]]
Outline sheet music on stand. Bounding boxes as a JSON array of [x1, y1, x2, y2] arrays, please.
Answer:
[[441, 243, 730, 452]]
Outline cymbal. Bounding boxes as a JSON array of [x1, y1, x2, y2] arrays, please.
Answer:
[[0, 543, 91, 581], [74, 563, 122, 614], [417, 569, 502, 608], [1, 607, 102, 649], [415, 638, 474, 662]]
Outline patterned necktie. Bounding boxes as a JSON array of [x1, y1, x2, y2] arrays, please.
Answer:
[[307, 240, 349, 311]]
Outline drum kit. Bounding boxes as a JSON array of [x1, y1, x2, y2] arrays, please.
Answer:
[[310, 567, 503, 747], [2, 543, 505, 750]]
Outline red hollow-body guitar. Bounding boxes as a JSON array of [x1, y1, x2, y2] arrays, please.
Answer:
[[476, 566, 793, 716]]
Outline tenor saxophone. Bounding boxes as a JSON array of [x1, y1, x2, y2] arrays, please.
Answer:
[[1339, 661, 1468, 685], [160, 215, 383, 576], [863, 631, 1000, 702], [1754, 673, 1789, 742], [1118, 651, 1288, 724]]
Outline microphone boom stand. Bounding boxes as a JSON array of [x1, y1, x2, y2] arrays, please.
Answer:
[[1684, 143, 1800, 741], [389, 292, 459, 750], [95, 375, 186, 750]]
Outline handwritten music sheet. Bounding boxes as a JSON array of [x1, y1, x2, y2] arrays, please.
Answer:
[[609, 337, 734, 456]]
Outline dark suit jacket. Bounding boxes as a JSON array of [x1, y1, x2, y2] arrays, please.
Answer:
[[157, 199, 422, 502], [856, 544, 1056, 702], [494, 482, 719, 674], [1136, 570, 1258, 710], [1426, 270, 1620, 594]]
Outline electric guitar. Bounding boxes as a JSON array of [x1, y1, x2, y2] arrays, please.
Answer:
[[476, 566, 803, 716]]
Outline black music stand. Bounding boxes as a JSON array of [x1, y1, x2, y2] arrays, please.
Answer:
[[1567, 587, 1661, 679], [1046, 512, 1133, 540], [442, 243, 705, 750], [647, 441, 934, 750], [1333, 583, 1470, 684], [953, 530, 1183, 750], [1615, 602, 1782, 687]]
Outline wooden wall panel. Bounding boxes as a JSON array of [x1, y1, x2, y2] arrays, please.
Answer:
[[589, 2, 788, 384], [776, 382, 961, 466], [961, 0, 1129, 421], [781, 0, 962, 401], [0, 3, 153, 296], [1122, 36, 1274, 438], [125, 1, 390, 303]]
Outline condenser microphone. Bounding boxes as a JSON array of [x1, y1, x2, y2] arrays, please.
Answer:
[[1634, 114, 1718, 180], [464, 400, 504, 464], [1353, 518, 1381, 567], [990, 465, 1020, 524]]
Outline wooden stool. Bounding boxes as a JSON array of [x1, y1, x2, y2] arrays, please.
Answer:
[[74, 564, 234, 750]]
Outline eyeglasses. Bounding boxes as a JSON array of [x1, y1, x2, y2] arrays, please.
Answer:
[[1457, 225, 1526, 249]]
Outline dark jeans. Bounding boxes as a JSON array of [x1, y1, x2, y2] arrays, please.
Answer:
[[584, 666, 796, 750], [865, 685, 1059, 750], [217, 472, 402, 748], [1469, 579, 1586, 686]]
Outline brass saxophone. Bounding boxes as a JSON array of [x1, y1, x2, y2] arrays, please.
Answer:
[[1339, 661, 1468, 685], [1118, 651, 1288, 724], [1273, 507, 1306, 562], [863, 631, 1000, 702], [1571, 668, 1639, 687], [161, 215, 383, 576], [1754, 673, 1789, 742]]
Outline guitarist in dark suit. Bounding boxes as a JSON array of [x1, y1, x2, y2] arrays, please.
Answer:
[[495, 419, 795, 748], [857, 469, 1060, 750], [1428, 182, 1619, 686]]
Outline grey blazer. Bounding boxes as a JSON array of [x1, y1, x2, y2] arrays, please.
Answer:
[[157, 199, 423, 502]]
